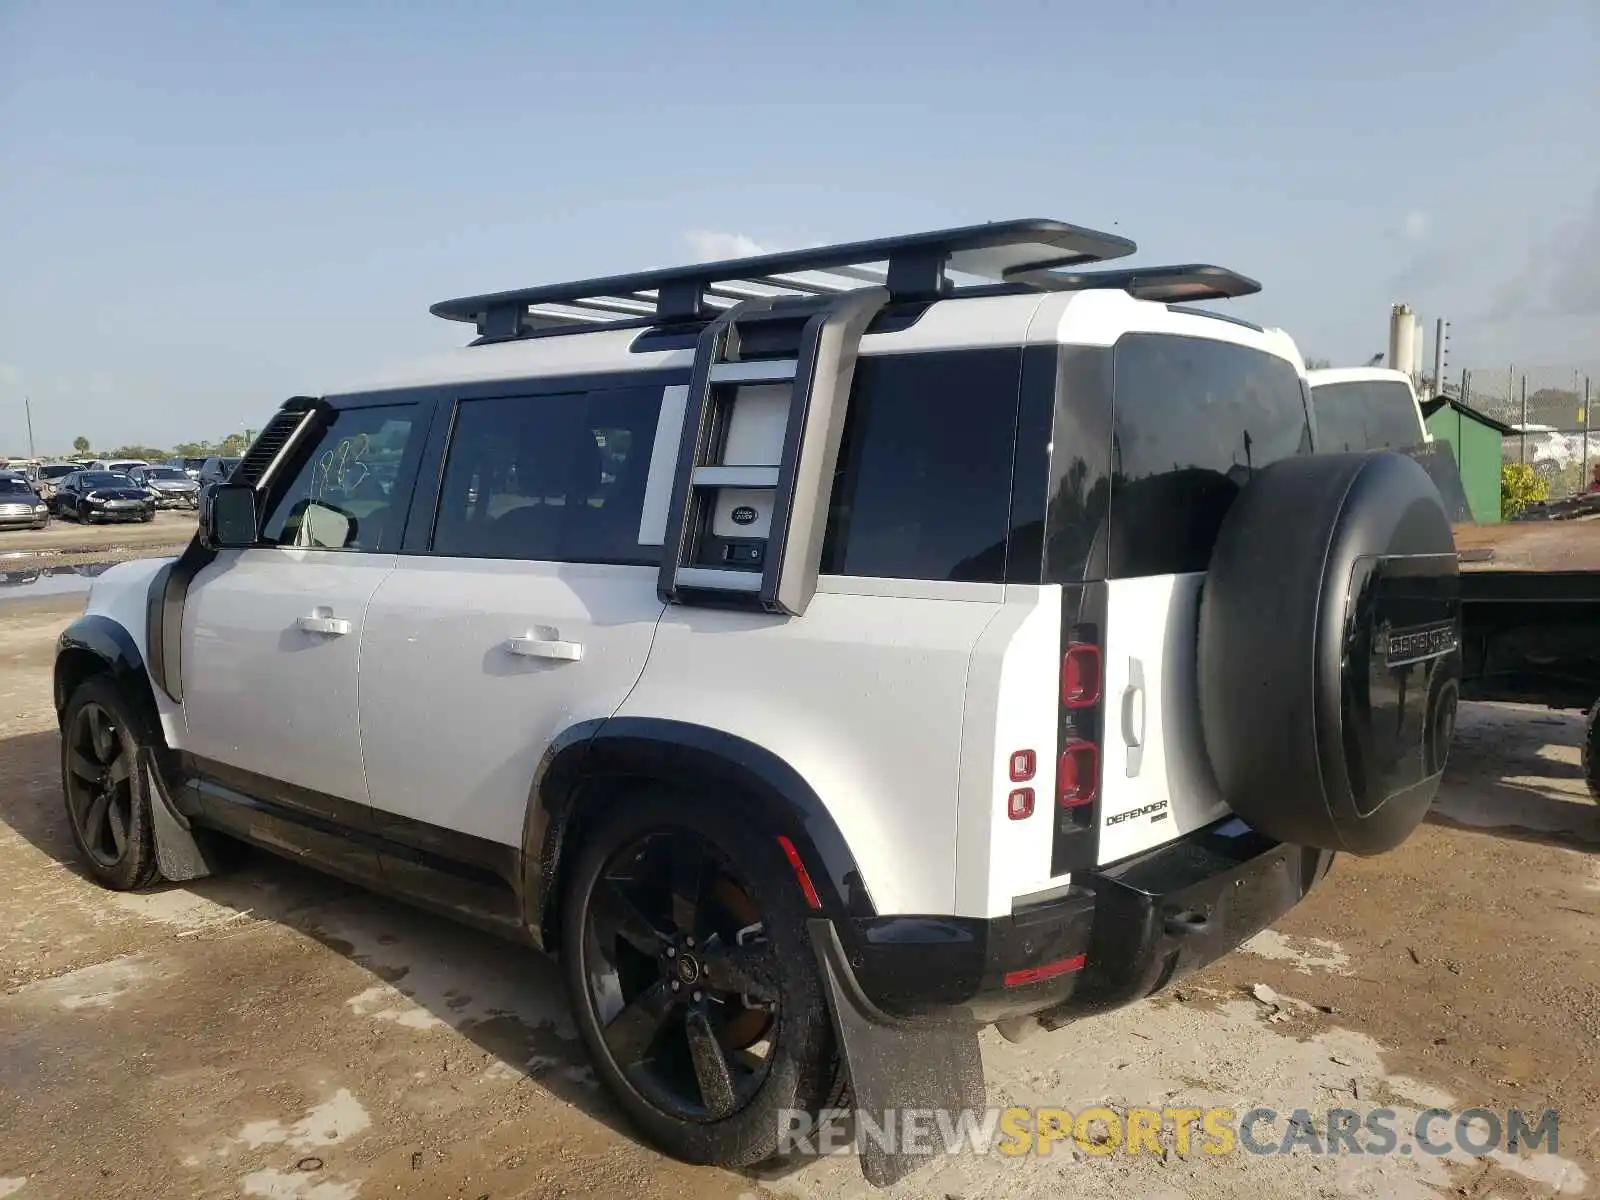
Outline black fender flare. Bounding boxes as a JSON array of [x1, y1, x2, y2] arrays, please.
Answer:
[[54, 614, 163, 742], [521, 716, 877, 949]]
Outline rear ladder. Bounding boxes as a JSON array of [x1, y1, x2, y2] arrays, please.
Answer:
[[657, 287, 889, 616]]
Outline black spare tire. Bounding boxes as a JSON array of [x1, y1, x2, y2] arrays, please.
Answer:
[[1198, 451, 1461, 856]]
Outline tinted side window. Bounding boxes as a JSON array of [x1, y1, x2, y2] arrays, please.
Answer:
[[1110, 333, 1312, 578], [260, 404, 418, 552], [431, 386, 662, 565], [1310, 381, 1424, 452], [820, 349, 1020, 583]]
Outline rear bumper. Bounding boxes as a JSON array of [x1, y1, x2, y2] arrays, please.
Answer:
[[824, 818, 1335, 1028]]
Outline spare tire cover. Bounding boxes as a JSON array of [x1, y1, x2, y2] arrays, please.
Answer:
[[1198, 451, 1461, 856]]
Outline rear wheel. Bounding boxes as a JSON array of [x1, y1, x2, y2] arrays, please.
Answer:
[[60, 676, 162, 891], [561, 795, 838, 1168]]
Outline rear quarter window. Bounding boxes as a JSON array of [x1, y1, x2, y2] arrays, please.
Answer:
[[820, 348, 1021, 583], [1109, 332, 1312, 578]]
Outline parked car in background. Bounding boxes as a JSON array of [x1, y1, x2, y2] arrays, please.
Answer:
[[0, 470, 50, 530], [197, 456, 242, 499], [1306, 367, 1431, 453], [30, 462, 78, 501], [49, 470, 156, 524], [166, 456, 209, 479], [127, 464, 200, 509], [105, 459, 152, 477]]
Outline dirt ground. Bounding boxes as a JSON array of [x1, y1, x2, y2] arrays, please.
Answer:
[[0, 511, 196, 570], [2, 590, 1597, 1200]]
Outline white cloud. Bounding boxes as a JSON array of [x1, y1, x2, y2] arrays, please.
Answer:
[[682, 230, 777, 261], [1401, 210, 1431, 240]]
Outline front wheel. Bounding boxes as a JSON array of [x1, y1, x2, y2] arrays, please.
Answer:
[[561, 795, 840, 1168], [60, 676, 162, 890], [140, 511, 154, 523]]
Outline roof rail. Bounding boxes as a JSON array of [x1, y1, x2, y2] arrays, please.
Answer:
[[429, 218, 1139, 340], [1013, 263, 1261, 302]]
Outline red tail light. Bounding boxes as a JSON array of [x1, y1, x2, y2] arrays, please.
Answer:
[[1062, 643, 1102, 708], [1058, 740, 1100, 808]]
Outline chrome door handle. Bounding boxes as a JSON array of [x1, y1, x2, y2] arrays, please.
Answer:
[[505, 634, 584, 662], [297, 607, 352, 636], [1122, 657, 1146, 777]]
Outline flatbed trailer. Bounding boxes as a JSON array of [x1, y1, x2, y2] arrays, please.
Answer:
[[1454, 512, 1600, 797]]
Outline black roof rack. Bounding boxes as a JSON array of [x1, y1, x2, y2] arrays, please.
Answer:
[[430, 218, 1139, 340], [1013, 263, 1261, 302]]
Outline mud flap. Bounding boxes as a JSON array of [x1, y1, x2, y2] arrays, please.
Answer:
[[141, 748, 219, 883], [806, 919, 986, 1189]]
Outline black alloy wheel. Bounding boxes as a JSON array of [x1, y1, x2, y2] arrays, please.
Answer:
[[562, 797, 841, 1168], [60, 677, 161, 889], [65, 699, 137, 868], [583, 829, 781, 1123]]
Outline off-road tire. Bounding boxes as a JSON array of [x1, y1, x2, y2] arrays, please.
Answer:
[[60, 675, 163, 891], [561, 794, 840, 1168]]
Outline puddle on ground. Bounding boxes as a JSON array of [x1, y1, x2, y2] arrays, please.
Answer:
[[0, 561, 117, 602]]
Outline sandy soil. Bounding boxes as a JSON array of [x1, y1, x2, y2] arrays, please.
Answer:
[[0, 511, 196, 569], [1, 596, 1596, 1200]]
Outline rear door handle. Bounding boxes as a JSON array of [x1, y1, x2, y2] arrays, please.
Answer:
[[1122, 656, 1146, 777], [505, 633, 584, 662], [297, 607, 352, 636]]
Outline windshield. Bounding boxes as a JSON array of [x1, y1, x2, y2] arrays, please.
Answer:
[[38, 464, 75, 479], [1311, 381, 1425, 452], [80, 473, 131, 489], [145, 467, 188, 481], [0, 478, 35, 495]]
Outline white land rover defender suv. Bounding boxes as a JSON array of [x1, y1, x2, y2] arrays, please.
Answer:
[[53, 220, 1462, 1187]]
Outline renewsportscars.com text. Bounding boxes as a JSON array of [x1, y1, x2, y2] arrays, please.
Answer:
[[778, 1105, 1561, 1159]]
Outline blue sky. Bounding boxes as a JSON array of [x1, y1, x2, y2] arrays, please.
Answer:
[[2, 0, 1597, 451]]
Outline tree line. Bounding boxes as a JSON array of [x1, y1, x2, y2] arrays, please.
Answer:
[[66, 433, 253, 461]]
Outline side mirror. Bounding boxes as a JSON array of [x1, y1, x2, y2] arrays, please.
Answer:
[[200, 483, 259, 548]]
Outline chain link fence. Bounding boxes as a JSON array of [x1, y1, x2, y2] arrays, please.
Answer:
[[1457, 366, 1597, 500]]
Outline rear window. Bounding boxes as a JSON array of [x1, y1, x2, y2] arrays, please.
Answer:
[[1109, 332, 1312, 578], [38, 464, 74, 479], [1310, 380, 1424, 452]]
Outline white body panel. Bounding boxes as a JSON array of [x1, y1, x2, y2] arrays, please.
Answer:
[[75, 557, 188, 744], [1095, 573, 1230, 864], [179, 548, 395, 804], [954, 584, 1064, 918], [358, 558, 664, 847], [617, 577, 1005, 917]]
